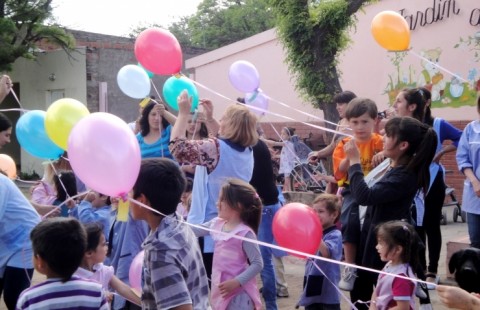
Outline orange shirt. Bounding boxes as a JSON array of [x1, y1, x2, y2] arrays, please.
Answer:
[[332, 133, 384, 186]]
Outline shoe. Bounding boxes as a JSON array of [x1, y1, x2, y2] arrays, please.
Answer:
[[415, 282, 428, 299], [425, 273, 439, 290], [338, 266, 357, 291], [419, 303, 433, 310], [277, 291, 289, 298]]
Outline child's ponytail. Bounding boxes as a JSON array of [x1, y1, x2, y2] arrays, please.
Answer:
[[406, 126, 437, 193]]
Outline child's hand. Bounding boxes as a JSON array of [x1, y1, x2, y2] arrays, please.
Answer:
[[372, 151, 385, 167], [343, 139, 360, 164], [218, 279, 241, 298], [200, 99, 214, 120], [84, 191, 98, 203]]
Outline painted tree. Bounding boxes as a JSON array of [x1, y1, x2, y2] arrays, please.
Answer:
[[0, 0, 75, 72], [269, 0, 369, 126]]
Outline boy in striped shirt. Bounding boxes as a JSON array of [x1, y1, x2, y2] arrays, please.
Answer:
[[16, 218, 108, 310]]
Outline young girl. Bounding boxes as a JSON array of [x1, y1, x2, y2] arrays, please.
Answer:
[[193, 178, 263, 310], [73, 223, 141, 306], [298, 194, 343, 310], [370, 221, 420, 310], [52, 170, 78, 217], [343, 116, 437, 306]]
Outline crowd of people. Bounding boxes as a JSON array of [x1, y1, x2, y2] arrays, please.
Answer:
[[0, 72, 479, 310]]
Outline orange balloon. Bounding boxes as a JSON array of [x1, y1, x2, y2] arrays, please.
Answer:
[[0, 154, 17, 179], [371, 11, 410, 51]]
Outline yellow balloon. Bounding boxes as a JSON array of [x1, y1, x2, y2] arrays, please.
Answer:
[[371, 11, 410, 51], [45, 98, 90, 150], [0, 154, 17, 179]]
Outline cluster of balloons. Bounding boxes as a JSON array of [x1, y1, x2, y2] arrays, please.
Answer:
[[228, 60, 269, 116], [371, 11, 410, 51], [273, 203, 323, 258], [15, 98, 141, 198]]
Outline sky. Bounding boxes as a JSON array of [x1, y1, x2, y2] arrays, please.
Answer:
[[51, 0, 203, 37]]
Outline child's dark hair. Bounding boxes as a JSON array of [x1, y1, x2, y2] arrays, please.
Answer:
[[313, 193, 341, 223], [345, 98, 378, 120], [140, 102, 170, 136], [375, 221, 420, 270], [133, 158, 186, 216], [30, 218, 87, 282], [384, 117, 437, 193], [54, 171, 77, 202], [477, 95, 480, 114], [219, 178, 262, 234], [333, 90, 357, 105], [185, 177, 193, 193], [400, 88, 427, 122], [283, 127, 295, 139], [84, 222, 104, 252], [0, 113, 12, 131]]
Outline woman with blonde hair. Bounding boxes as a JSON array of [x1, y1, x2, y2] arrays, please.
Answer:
[[170, 90, 258, 279]]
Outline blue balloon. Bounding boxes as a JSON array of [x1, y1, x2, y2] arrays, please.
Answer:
[[16, 110, 64, 159], [162, 76, 199, 112]]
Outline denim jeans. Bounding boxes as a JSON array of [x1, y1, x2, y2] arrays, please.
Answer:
[[467, 212, 480, 248], [258, 202, 281, 310]]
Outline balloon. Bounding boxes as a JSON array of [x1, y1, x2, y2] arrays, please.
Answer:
[[371, 11, 410, 51], [162, 76, 199, 112], [117, 65, 151, 99], [16, 110, 64, 160], [138, 62, 154, 78], [273, 202, 322, 258], [0, 154, 16, 179], [135, 28, 183, 75], [45, 98, 90, 150], [245, 90, 269, 116], [228, 60, 260, 93], [129, 250, 144, 292], [68, 112, 141, 197]]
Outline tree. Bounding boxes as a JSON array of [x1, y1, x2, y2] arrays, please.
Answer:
[[0, 0, 75, 72], [269, 0, 368, 126]]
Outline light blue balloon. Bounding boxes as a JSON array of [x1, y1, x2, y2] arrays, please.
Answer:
[[117, 64, 151, 99], [16, 110, 64, 159], [162, 76, 199, 112]]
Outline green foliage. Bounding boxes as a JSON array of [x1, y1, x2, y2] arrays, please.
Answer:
[[269, 0, 367, 108], [0, 0, 75, 72]]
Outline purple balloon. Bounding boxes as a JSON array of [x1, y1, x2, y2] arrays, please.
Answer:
[[245, 91, 269, 116], [129, 250, 144, 291], [228, 60, 260, 93], [68, 112, 141, 197]]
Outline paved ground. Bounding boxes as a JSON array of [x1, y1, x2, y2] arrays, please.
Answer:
[[1, 206, 467, 309]]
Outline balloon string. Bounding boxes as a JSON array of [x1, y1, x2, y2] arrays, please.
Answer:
[[127, 196, 434, 287], [9, 88, 25, 113], [408, 49, 469, 83], [311, 260, 358, 310], [41, 190, 91, 219], [150, 80, 162, 101], [0, 108, 29, 112], [186, 76, 353, 138], [49, 161, 72, 201]]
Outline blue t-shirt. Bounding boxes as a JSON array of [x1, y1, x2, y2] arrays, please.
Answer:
[[136, 125, 173, 159]]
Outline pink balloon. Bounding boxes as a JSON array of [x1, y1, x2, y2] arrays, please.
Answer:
[[229, 60, 260, 93], [135, 28, 183, 75], [245, 90, 269, 116], [129, 250, 144, 291], [67, 113, 141, 197]]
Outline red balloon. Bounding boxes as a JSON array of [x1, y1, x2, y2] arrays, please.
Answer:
[[135, 28, 183, 75], [273, 202, 322, 258]]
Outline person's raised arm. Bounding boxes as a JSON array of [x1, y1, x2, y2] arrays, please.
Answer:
[[200, 99, 219, 137], [170, 90, 192, 140], [157, 103, 177, 126], [0, 75, 12, 103]]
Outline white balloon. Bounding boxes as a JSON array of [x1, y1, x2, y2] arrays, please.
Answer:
[[117, 64, 151, 99]]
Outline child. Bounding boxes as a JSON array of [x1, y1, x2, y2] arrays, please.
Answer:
[[343, 116, 437, 305], [73, 191, 112, 239], [16, 218, 108, 309], [129, 158, 210, 309], [332, 98, 383, 291], [73, 223, 141, 306], [193, 178, 263, 310], [176, 178, 193, 219], [298, 194, 343, 310], [370, 221, 419, 310], [52, 170, 78, 217]]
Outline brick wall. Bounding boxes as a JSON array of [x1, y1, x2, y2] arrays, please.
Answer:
[[262, 119, 470, 204]]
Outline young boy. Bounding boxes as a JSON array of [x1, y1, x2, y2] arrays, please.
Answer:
[[130, 158, 211, 309], [298, 194, 342, 309], [72, 191, 112, 239], [16, 217, 108, 309], [332, 98, 383, 291]]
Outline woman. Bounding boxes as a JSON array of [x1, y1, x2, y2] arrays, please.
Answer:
[[393, 87, 462, 287], [136, 100, 176, 159], [169, 90, 258, 279], [456, 96, 480, 249], [0, 112, 40, 309]]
